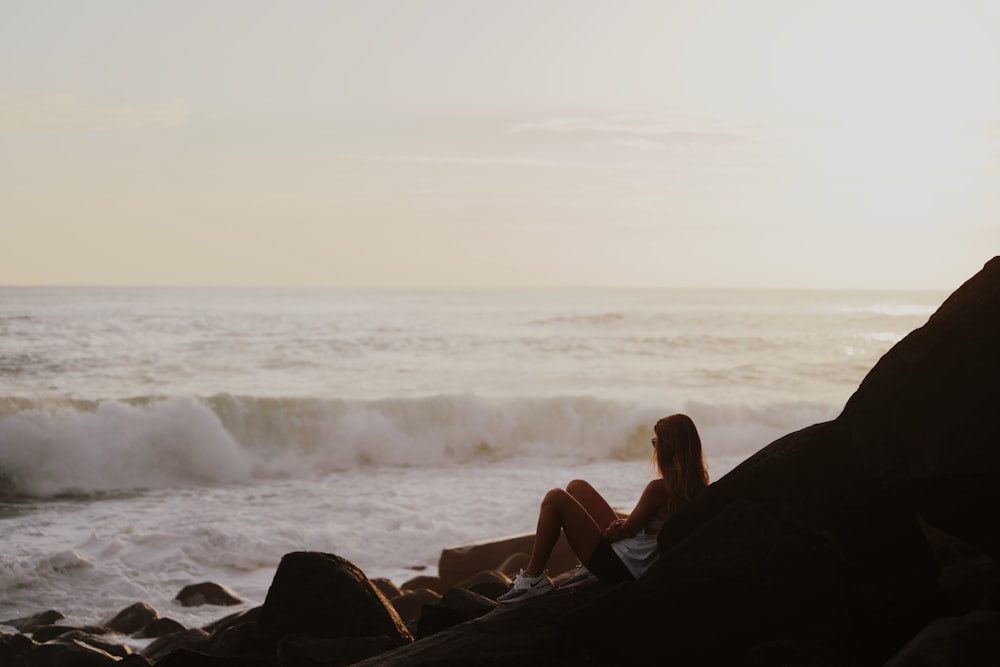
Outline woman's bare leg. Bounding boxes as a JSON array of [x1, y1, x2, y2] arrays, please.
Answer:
[[566, 479, 618, 530], [524, 487, 604, 577]]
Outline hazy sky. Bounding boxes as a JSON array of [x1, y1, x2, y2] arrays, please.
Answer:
[[2, 0, 999, 289]]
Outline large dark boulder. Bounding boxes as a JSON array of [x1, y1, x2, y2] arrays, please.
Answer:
[[256, 551, 413, 656], [357, 256, 1000, 666], [841, 259, 1000, 559]]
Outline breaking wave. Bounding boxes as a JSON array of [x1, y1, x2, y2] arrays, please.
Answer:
[[0, 393, 836, 497]]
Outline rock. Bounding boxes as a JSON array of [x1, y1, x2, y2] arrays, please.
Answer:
[[637, 421, 943, 663], [201, 606, 261, 634], [31, 625, 108, 643], [496, 552, 528, 576], [372, 577, 401, 600], [118, 655, 154, 667], [437, 533, 576, 589], [151, 647, 262, 667], [207, 618, 259, 659], [415, 588, 499, 639], [0, 632, 37, 665], [371, 584, 606, 662], [883, 609, 1000, 667], [400, 574, 447, 595], [28, 638, 119, 666], [142, 628, 211, 662], [49, 630, 134, 658], [134, 617, 186, 639], [840, 257, 1000, 561], [922, 519, 1000, 616], [389, 588, 441, 628], [276, 633, 400, 667], [30, 625, 77, 642], [198, 606, 268, 661], [2, 609, 65, 634], [102, 602, 159, 636], [454, 569, 513, 600], [356, 257, 1000, 665], [175, 582, 243, 607], [256, 551, 413, 656]]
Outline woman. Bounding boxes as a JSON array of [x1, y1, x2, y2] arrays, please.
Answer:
[[498, 413, 709, 603]]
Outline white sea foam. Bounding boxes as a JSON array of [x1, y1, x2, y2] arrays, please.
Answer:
[[0, 393, 834, 497], [0, 397, 253, 496]]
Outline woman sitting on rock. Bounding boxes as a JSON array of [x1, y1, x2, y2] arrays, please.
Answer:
[[498, 413, 710, 603]]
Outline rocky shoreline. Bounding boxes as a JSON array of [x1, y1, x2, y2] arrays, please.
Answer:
[[0, 530, 586, 665], [3, 256, 1000, 666]]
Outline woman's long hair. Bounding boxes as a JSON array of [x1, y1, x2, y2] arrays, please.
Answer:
[[653, 414, 710, 515]]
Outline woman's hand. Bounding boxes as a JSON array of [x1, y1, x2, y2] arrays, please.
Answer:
[[604, 518, 626, 542]]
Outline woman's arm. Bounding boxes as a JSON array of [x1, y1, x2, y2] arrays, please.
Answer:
[[604, 479, 667, 541]]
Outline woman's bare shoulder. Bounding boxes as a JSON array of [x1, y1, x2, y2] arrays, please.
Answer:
[[641, 479, 668, 504], [643, 478, 667, 494], [641, 479, 670, 518]]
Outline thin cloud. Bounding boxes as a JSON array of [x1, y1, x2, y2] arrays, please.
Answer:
[[509, 114, 748, 147], [345, 153, 677, 171], [0, 91, 189, 134], [599, 138, 668, 152]]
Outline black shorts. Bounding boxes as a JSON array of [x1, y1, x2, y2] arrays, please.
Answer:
[[585, 539, 635, 585]]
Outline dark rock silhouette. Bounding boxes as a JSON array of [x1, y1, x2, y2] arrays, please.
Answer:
[[102, 601, 160, 636], [256, 551, 413, 656], [175, 582, 243, 608], [1, 609, 65, 634], [134, 617, 187, 639], [142, 628, 211, 662]]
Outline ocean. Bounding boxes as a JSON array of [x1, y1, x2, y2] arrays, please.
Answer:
[[0, 286, 944, 632]]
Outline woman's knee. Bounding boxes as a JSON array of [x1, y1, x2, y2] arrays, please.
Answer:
[[566, 479, 593, 497], [541, 487, 571, 508]]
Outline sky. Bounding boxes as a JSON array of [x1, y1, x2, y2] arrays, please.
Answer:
[[2, 0, 999, 290]]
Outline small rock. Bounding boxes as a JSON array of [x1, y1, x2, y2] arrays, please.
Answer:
[[372, 577, 401, 599], [2, 609, 65, 634], [400, 574, 447, 595], [455, 569, 513, 600], [103, 602, 160, 635], [135, 617, 187, 639], [53, 629, 134, 658], [207, 617, 259, 658], [389, 588, 442, 626], [175, 582, 242, 607], [142, 628, 211, 662], [202, 606, 261, 634], [497, 552, 529, 576], [416, 588, 499, 639], [32, 624, 108, 642], [438, 533, 576, 588], [29, 638, 119, 666]]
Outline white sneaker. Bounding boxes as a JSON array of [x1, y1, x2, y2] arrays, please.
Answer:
[[497, 569, 554, 604], [559, 564, 598, 589]]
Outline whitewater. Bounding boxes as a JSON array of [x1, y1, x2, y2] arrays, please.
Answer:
[[0, 286, 943, 631]]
